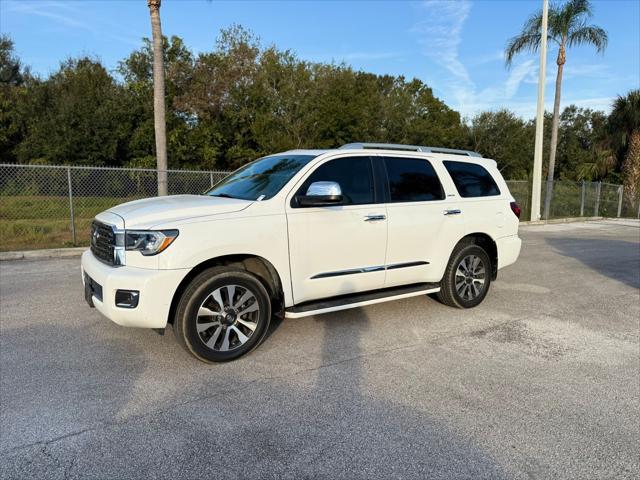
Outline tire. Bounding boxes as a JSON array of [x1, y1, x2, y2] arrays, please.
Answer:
[[174, 266, 271, 362], [436, 242, 492, 309]]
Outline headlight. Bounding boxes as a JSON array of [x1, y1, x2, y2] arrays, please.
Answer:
[[124, 230, 179, 256]]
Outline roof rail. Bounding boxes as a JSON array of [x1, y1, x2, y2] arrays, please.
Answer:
[[339, 142, 482, 158]]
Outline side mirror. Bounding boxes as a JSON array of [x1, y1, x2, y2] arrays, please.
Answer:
[[296, 181, 343, 207]]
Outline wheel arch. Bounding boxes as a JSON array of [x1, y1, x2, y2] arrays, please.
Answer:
[[167, 254, 285, 325], [454, 233, 498, 280]]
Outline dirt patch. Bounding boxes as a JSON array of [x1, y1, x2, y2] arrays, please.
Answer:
[[464, 315, 637, 364]]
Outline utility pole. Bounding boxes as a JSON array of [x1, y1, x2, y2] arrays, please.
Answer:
[[530, 0, 548, 221]]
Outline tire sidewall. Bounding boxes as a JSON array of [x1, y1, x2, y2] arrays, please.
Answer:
[[449, 245, 491, 308], [177, 269, 271, 362]]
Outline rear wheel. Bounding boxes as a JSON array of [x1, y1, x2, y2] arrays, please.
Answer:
[[174, 267, 271, 362], [437, 243, 491, 308]]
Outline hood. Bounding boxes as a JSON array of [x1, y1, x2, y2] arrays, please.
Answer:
[[105, 194, 252, 229]]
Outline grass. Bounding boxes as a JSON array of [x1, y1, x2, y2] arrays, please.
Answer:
[[0, 196, 139, 251], [1, 188, 635, 252]]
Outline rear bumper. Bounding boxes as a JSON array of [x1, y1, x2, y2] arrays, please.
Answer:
[[496, 235, 522, 270], [81, 250, 189, 328]]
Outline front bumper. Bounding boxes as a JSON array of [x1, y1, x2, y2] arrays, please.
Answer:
[[81, 250, 189, 328]]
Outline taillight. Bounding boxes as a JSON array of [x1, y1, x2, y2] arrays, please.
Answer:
[[510, 201, 521, 219]]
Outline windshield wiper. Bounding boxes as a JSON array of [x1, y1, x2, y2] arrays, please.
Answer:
[[209, 193, 237, 199]]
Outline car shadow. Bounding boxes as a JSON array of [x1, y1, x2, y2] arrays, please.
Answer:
[[1, 279, 508, 478], [545, 236, 640, 289], [283, 306, 509, 479]]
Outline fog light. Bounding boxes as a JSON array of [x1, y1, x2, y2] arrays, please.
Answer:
[[115, 290, 139, 309]]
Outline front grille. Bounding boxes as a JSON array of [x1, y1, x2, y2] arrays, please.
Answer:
[[90, 220, 116, 265]]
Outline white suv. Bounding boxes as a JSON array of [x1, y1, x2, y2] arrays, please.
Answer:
[[82, 143, 522, 362]]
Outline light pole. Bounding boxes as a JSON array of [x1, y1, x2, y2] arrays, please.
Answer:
[[530, 0, 548, 221]]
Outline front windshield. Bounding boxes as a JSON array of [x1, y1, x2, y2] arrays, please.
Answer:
[[206, 154, 317, 201]]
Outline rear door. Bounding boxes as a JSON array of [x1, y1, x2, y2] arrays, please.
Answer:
[[381, 155, 465, 286], [440, 160, 507, 239]]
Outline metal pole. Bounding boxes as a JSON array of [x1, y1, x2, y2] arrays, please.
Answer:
[[67, 167, 76, 245], [530, 0, 548, 221], [580, 180, 585, 217], [210, 172, 214, 188], [617, 185, 623, 218], [594, 181, 601, 217]]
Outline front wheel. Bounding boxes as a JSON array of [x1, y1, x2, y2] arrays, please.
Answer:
[[437, 243, 491, 309], [174, 267, 271, 362]]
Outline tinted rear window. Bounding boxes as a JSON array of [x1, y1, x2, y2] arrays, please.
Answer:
[[443, 161, 500, 198], [384, 157, 444, 202]]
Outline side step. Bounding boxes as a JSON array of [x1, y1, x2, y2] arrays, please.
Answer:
[[285, 282, 440, 319]]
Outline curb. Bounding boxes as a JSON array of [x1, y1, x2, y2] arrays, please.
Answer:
[[0, 247, 86, 262], [519, 216, 604, 225]]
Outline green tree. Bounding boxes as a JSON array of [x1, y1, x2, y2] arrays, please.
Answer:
[[505, 0, 607, 218], [0, 35, 30, 162], [608, 90, 640, 203], [468, 109, 535, 179], [15, 58, 132, 166], [118, 36, 197, 169], [176, 25, 260, 169], [556, 105, 608, 180]]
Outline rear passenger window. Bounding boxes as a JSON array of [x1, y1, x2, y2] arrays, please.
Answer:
[[443, 161, 500, 198], [384, 157, 444, 202]]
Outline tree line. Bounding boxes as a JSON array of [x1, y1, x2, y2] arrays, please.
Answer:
[[0, 27, 638, 196]]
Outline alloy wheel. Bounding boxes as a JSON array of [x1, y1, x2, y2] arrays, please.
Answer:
[[195, 284, 260, 352], [455, 254, 486, 301]]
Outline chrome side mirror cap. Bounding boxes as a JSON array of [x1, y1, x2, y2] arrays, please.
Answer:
[[296, 181, 343, 207], [306, 181, 342, 197]]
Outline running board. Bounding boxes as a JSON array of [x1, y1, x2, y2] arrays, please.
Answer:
[[285, 282, 440, 319]]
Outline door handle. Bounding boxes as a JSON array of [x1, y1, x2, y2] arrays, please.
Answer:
[[364, 214, 386, 222], [443, 209, 462, 216]]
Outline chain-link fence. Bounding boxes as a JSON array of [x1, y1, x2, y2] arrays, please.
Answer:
[[0, 164, 229, 251], [506, 179, 639, 221], [1, 164, 639, 252]]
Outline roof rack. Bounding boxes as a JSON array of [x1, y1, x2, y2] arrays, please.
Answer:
[[339, 142, 482, 158]]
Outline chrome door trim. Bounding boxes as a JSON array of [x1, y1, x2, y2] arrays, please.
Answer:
[[310, 261, 429, 279], [385, 261, 429, 270]]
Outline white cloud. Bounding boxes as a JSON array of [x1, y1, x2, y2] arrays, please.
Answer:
[[412, 0, 474, 105], [409, 1, 617, 119], [5, 0, 140, 47], [411, 0, 538, 117]]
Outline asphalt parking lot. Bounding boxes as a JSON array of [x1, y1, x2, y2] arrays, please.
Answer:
[[1, 219, 639, 479]]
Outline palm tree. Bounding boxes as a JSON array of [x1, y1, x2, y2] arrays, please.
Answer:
[[147, 0, 168, 196], [608, 90, 640, 204], [505, 0, 607, 219]]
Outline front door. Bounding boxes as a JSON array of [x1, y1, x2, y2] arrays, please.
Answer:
[[286, 155, 387, 304]]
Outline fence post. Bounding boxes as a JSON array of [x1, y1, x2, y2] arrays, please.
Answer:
[[67, 166, 77, 245], [210, 172, 214, 188], [580, 180, 585, 217], [594, 181, 601, 217], [617, 186, 624, 218]]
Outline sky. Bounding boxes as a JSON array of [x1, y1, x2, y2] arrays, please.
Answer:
[[1, 0, 639, 119]]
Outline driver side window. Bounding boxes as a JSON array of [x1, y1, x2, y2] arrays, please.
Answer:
[[298, 156, 374, 205]]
